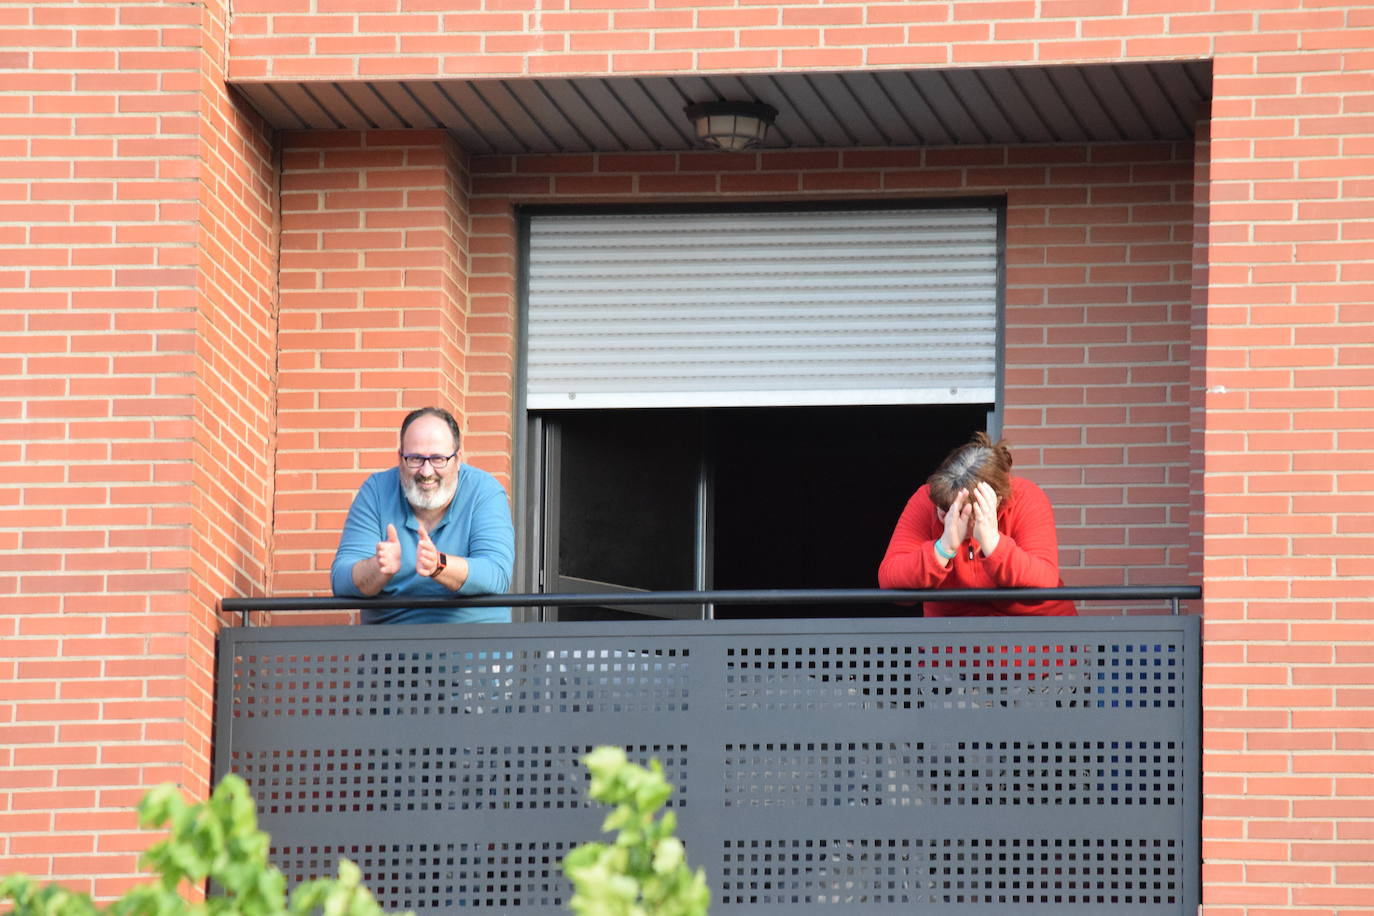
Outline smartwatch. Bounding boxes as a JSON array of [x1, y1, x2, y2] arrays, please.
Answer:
[[430, 552, 447, 578]]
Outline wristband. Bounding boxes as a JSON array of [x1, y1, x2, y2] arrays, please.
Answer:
[[933, 540, 957, 560], [430, 552, 447, 578]]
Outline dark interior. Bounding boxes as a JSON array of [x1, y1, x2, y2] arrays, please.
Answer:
[[548, 404, 989, 620]]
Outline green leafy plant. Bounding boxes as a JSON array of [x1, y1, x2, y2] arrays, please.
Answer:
[[562, 746, 710, 916], [1, 774, 409, 916]]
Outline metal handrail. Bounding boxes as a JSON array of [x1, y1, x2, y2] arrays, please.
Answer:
[[220, 585, 1201, 626]]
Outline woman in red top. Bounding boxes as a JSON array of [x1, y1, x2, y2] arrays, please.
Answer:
[[878, 432, 1075, 616]]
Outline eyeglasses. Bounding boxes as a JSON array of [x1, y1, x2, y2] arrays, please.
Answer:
[[400, 452, 457, 470]]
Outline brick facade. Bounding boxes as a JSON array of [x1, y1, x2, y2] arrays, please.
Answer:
[[1, 0, 277, 897], [2, 2, 1371, 913]]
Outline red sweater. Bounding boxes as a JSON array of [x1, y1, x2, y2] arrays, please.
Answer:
[[877, 476, 1076, 617]]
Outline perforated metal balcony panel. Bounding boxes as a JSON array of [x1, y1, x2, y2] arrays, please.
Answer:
[[217, 616, 1200, 915]]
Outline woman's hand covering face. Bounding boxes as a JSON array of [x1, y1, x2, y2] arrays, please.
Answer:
[[937, 488, 973, 557], [969, 480, 1001, 556]]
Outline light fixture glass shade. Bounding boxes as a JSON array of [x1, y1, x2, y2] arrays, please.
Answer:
[[684, 100, 778, 151]]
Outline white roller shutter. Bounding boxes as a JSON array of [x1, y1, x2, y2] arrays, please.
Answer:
[[525, 206, 999, 409]]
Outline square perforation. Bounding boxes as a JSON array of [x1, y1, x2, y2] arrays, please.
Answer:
[[233, 744, 689, 814], [232, 646, 692, 718], [275, 842, 573, 911], [913, 836, 1180, 905], [722, 740, 1181, 809], [722, 640, 1186, 712], [720, 838, 913, 905]]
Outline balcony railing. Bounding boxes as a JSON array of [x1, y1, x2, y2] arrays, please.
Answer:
[[220, 584, 1201, 625], [216, 587, 1200, 915]]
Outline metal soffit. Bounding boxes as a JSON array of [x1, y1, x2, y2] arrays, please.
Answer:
[[233, 60, 1212, 153]]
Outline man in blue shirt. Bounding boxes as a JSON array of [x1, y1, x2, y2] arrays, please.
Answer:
[[330, 407, 515, 624]]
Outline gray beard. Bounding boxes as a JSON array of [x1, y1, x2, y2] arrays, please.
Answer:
[[402, 469, 458, 512]]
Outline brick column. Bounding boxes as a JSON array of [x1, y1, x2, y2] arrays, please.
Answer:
[[0, 0, 278, 897], [273, 130, 498, 606], [1199, 45, 1374, 914]]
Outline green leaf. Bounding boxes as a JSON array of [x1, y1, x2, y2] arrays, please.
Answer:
[[651, 838, 683, 875], [2, 776, 410, 916], [562, 747, 710, 916]]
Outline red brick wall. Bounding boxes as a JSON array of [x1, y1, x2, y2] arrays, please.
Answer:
[[1190, 106, 1212, 604], [220, 1, 1246, 80], [0, 0, 277, 897]]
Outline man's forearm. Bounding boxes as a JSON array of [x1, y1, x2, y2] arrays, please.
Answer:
[[430, 554, 470, 591], [351, 556, 393, 596]]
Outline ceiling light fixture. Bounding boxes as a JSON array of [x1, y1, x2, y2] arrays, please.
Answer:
[[683, 99, 778, 151]]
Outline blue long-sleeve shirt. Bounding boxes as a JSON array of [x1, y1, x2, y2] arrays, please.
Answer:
[[330, 464, 515, 624]]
